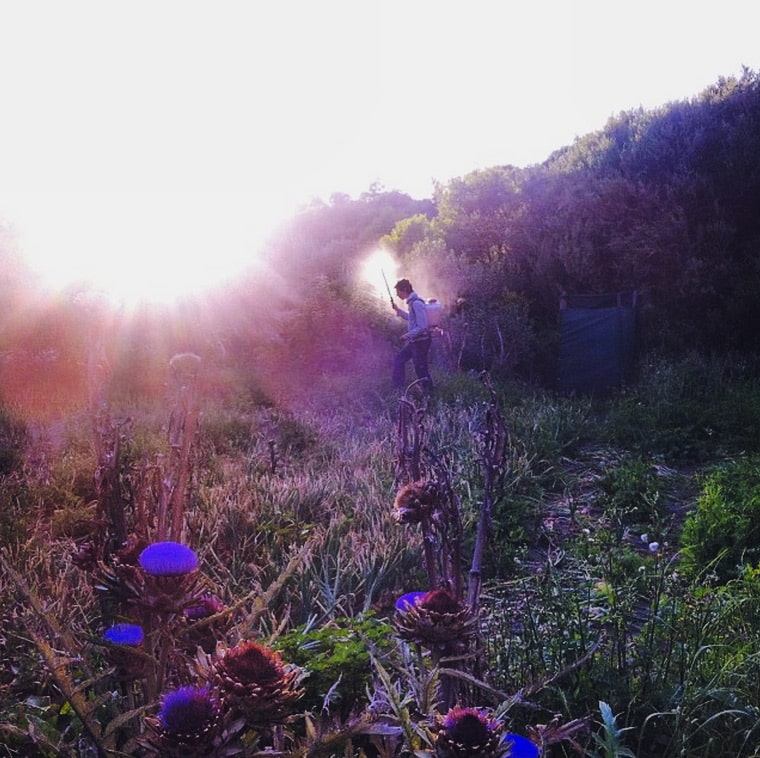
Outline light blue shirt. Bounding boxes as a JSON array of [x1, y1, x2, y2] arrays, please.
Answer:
[[398, 291, 429, 339]]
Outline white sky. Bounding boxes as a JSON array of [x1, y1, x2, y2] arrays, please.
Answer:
[[1, 0, 759, 303]]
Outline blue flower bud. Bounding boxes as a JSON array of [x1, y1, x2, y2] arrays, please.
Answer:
[[103, 623, 144, 646], [139, 541, 198, 576]]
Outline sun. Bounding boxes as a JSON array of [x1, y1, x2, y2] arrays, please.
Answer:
[[1, 190, 273, 307]]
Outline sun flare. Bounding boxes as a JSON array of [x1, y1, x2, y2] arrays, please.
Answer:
[[1, 190, 274, 307], [360, 248, 400, 303]]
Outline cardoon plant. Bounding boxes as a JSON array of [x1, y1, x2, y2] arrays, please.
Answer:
[[394, 588, 476, 649], [182, 593, 226, 653], [102, 623, 150, 680], [143, 685, 222, 757], [393, 480, 443, 524], [212, 640, 305, 724], [435, 706, 507, 758], [139, 541, 199, 575], [137, 541, 204, 614]]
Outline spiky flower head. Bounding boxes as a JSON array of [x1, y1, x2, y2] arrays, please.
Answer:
[[214, 640, 304, 724], [393, 480, 442, 524], [436, 706, 506, 758], [182, 594, 227, 653], [134, 541, 205, 614], [184, 593, 225, 620], [144, 685, 221, 757], [102, 622, 149, 680], [394, 588, 476, 648], [139, 541, 198, 576], [104, 623, 144, 646], [91, 536, 149, 608], [395, 591, 426, 611]]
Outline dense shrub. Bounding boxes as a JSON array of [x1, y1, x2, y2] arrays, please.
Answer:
[[603, 353, 760, 462], [274, 614, 395, 718], [680, 455, 760, 583]]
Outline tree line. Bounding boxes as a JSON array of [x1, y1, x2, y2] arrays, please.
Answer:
[[1, 69, 758, 397], [261, 67, 760, 385]]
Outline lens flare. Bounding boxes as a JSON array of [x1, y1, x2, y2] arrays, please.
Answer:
[[360, 248, 399, 302]]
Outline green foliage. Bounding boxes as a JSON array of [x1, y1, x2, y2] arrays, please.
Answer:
[[602, 353, 760, 462], [480, 552, 599, 704], [50, 499, 97, 539], [508, 390, 592, 463], [589, 701, 637, 758], [444, 290, 536, 377], [8, 319, 760, 757], [0, 479, 89, 548], [383, 213, 434, 256], [598, 457, 663, 528], [434, 166, 523, 261], [274, 614, 395, 718], [0, 407, 26, 476], [0, 479, 34, 547], [199, 409, 254, 456], [636, 566, 760, 756], [680, 455, 760, 583]]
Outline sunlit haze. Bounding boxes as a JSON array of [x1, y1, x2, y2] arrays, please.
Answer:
[[0, 190, 277, 306], [360, 249, 401, 304], [1, 1, 758, 304]]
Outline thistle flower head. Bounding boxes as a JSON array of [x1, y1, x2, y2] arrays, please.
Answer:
[[421, 589, 461, 613], [214, 640, 304, 723], [102, 622, 149, 680], [139, 541, 198, 576], [184, 594, 226, 621], [393, 480, 441, 524], [394, 588, 476, 648], [103, 623, 144, 646], [436, 706, 504, 757], [158, 685, 220, 733], [217, 640, 284, 686], [144, 685, 222, 756], [395, 591, 426, 611]]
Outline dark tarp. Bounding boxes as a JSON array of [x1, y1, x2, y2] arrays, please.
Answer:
[[557, 291, 637, 395]]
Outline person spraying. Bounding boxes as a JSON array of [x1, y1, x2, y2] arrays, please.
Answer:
[[391, 278, 434, 393]]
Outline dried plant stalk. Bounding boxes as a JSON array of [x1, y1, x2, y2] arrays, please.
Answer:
[[158, 353, 202, 541]]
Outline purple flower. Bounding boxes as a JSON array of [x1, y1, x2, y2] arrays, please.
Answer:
[[395, 591, 426, 611], [103, 623, 144, 646], [139, 541, 198, 576], [503, 732, 540, 758], [184, 594, 225, 620], [158, 685, 220, 734], [436, 706, 503, 756]]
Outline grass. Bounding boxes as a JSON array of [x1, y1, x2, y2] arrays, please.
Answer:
[[1, 352, 760, 756]]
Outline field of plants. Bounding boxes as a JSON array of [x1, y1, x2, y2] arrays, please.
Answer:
[[2, 344, 760, 758]]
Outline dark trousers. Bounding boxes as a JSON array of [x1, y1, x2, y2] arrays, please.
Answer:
[[393, 337, 433, 391]]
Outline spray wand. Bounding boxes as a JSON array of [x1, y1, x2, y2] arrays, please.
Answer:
[[381, 269, 394, 307]]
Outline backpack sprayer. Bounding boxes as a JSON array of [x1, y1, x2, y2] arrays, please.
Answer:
[[383, 269, 443, 330]]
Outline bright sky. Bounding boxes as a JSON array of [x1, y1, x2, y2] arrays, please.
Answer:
[[1, 1, 758, 304]]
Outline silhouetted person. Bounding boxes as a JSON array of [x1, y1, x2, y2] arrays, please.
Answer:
[[391, 278, 433, 393]]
